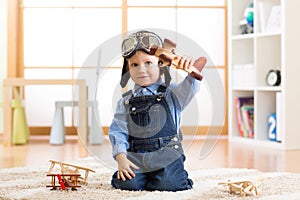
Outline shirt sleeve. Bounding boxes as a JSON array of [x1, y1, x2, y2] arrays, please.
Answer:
[[169, 74, 201, 111], [108, 98, 129, 159]]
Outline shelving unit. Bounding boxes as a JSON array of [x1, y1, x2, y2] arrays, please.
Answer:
[[228, 0, 300, 149]]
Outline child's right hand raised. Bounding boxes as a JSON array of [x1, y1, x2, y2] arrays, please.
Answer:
[[177, 56, 207, 80], [116, 153, 139, 181]]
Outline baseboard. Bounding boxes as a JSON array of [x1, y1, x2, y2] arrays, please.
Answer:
[[29, 126, 77, 135], [28, 125, 227, 136]]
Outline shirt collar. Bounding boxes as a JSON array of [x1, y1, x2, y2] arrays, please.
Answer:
[[133, 78, 163, 96]]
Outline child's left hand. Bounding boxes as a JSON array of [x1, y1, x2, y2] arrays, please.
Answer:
[[116, 153, 139, 181]]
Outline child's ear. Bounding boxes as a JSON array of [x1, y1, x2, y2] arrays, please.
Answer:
[[158, 61, 163, 67]]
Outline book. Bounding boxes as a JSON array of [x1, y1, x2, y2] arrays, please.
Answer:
[[241, 105, 254, 138], [235, 97, 254, 137], [247, 108, 254, 138]]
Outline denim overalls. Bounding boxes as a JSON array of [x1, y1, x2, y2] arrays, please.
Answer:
[[111, 85, 193, 191]]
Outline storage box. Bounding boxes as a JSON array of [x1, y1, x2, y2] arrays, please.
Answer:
[[233, 64, 255, 87]]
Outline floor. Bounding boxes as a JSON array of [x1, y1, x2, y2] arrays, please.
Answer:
[[1, 135, 300, 173]]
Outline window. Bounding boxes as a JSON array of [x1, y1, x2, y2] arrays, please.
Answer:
[[21, 0, 227, 134]]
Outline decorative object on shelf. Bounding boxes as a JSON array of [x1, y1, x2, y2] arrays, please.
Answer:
[[240, 2, 254, 34], [268, 113, 277, 142], [266, 69, 281, 86]]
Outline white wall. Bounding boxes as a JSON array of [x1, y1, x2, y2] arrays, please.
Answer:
[[0, 0, 8, 133]]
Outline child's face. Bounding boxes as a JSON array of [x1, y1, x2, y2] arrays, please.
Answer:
[[127, 51, 160, 87]]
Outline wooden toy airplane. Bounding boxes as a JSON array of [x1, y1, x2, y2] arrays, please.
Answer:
[[149, 38, 206, 81], [46, 173, 81, 191], [47, 160, 95, 186], [218, 180, 258, 197]]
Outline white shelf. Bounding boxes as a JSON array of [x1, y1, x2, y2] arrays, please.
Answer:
[[228, 0, 300, 150], [233, 86, 281, 91], [257, 86, 281, 91], [232, 32, 281, 40], [229, 136, 284, 150], [232, 87, 255, 91], [232, 34, 255, 40], [256, 32, 281, 37]]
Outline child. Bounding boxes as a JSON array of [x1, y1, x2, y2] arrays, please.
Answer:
[[108, 30, 206, 191]]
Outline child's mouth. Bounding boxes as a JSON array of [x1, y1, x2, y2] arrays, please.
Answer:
[[138, 76, 148, 79]]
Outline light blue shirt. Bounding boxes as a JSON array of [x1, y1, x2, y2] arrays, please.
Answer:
[[108, 75, 201, 158]]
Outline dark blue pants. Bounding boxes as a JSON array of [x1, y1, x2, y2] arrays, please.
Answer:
[[111, 155, 193, 191]]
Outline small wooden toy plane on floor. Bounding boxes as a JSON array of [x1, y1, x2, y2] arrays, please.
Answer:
[[46, 160, 95, 190], [47, 173, 81, 191], [218, 180, 258, 197]]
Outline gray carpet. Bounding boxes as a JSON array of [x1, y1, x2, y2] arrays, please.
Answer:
[[0, 157, 300, 200]]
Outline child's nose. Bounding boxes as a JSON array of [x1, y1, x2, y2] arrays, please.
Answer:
[[138, 64, 147, 72]]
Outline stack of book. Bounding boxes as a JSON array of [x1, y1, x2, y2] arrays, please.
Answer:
[[235, 97, 254, 138]]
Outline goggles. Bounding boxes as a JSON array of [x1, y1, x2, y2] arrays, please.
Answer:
[[122, 31, 163, 58]]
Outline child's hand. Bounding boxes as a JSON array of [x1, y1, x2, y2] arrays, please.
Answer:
[[177, 56, 207, 79], [116, 153, 139, 181], [191, 57, 207, 73]]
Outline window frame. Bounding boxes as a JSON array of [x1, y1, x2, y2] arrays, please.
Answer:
[[8, 0, 228, 135]]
